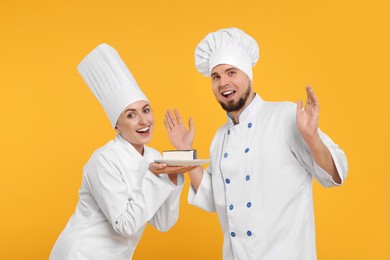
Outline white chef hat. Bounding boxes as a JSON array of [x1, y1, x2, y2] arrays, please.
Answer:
[[77, 43, 148, 128], [195, 27, 259, 80]]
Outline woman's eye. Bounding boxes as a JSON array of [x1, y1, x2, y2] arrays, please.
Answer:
[[143, 108, 150, 113], [127, 113, 135, 118]]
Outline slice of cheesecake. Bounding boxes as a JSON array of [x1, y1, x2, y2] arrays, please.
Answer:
[[162, 150, 197, 160]]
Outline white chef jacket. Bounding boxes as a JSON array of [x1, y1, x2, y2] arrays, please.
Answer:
[[189, 94, 348, 260], [50, 135, 184, 260]]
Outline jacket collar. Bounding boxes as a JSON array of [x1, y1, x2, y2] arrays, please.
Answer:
[[227, 93, 264, 126], [115, 134, 148, 158]]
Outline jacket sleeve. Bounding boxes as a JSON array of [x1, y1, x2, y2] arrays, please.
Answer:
[[312, 129, 348, 187], [84, 154, 175, 238], [148, 174, 184, 232], [187, 168, 216, 212], [288, 106, 348, 187]]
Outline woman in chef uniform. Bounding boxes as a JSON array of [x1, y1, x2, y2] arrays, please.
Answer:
[[50, 43, 193, 259]]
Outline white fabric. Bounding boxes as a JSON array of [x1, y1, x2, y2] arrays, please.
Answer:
[[78, 43, 148, 128], [50, 135, 184, 260], [195, 28, 259, 80], [188, 94, 348, 260]]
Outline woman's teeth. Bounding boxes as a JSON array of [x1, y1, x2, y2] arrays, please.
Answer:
[[136, 127, 149, 133]]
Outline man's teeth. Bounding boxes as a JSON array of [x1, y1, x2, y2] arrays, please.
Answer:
[[137, 127, 149, 133], [222, 90, 235, 97]]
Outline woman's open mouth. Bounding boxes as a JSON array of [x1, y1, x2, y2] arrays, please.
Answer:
[[136, 126, 150, 136]]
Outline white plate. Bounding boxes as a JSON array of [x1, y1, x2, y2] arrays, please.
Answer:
[[154, 159, 210, 166]]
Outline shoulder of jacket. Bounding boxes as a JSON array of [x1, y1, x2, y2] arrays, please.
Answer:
[[88, 140, 121, 163]]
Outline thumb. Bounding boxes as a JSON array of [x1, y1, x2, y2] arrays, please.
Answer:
[[296, 100, 303, 115], [158, 163, 167, 169]]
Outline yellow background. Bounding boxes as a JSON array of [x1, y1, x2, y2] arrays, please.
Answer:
[[0, 0, 389, 259]]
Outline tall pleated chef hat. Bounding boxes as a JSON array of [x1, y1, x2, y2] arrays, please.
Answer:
[[78, 43, 148, 128], [195, 27, 259, 80]]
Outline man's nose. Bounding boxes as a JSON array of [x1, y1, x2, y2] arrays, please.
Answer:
[[219, 75, 229, 87]]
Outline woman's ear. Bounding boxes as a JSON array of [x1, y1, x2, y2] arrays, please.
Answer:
[[114, 126, 121, 134]]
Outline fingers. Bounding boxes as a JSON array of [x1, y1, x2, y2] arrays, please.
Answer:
[[149, 162, 167, 175], [150, 158, 197, 175], [157, 163, 167, 169], [174, 108, 184, 125], [306, 85, 318, 108], [164, 110, 176, 132], [188, 118, 195, 134], [165, 109, 193, 131], [150, 162, 167, 169], [164, 116, 170, 132], [306, 85, 311, 105], [163, 166, 184, 174], [166, 110, 176, 126], [162, 165, 198, 174]]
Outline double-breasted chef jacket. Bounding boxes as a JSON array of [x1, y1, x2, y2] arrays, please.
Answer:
[[189, 94, 348, 260], [50, 135, 184, 259]]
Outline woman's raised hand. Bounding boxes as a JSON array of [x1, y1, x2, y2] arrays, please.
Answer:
[[164, 109, 194, 150]]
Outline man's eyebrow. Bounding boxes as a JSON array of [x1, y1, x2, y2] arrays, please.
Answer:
[[211, 72, 219, 77], [225, 67, 237, 72], [211, 66, 237, 77]]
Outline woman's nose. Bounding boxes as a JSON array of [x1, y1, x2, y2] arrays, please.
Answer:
[[139, 115, 147, 125]]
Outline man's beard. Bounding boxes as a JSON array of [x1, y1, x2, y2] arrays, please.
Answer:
[[218, 84, 252, 112]]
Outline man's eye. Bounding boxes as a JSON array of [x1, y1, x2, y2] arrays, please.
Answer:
[[228, 71, 235, 76], [212, 75, 220, 81]]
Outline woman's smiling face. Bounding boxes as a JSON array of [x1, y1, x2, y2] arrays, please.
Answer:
[[115, 100, 154, 154]]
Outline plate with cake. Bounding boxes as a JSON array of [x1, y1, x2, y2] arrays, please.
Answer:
[[155, 149, 210, 166]]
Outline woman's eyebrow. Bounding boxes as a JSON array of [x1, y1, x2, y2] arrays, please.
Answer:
[[124, 104, 149, 114], [124, 108, 136, 113]]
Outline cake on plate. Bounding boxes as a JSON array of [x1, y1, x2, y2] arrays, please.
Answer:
[[162, 150, 197, 160]]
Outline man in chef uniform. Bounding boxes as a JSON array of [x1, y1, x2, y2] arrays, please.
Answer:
[[165, 27, 348, 259], [50, 43, 193, 259]]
